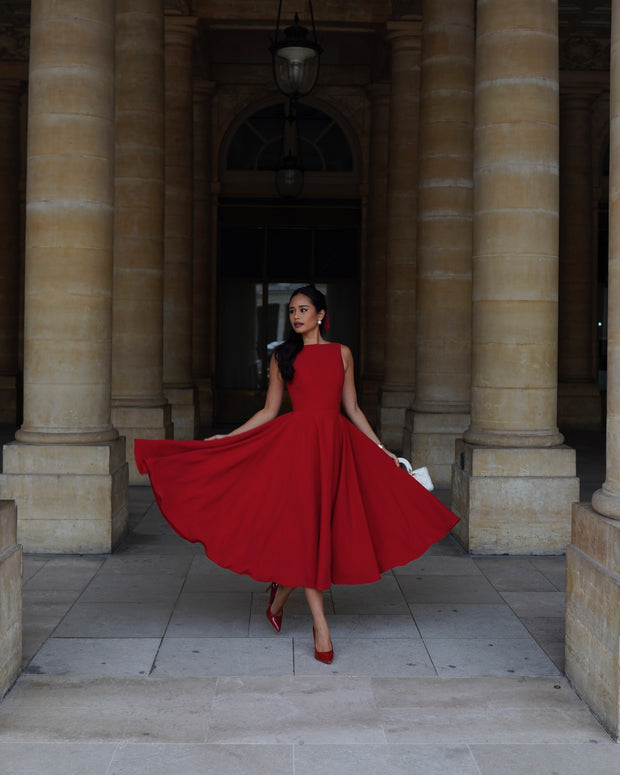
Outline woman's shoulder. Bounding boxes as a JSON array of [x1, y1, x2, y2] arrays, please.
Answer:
[[336, 343, 353, 365]]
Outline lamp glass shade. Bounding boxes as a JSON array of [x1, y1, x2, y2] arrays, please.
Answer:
[[276, 156, 304, 197]]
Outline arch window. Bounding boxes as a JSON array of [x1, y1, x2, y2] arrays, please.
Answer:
[[226, 102, 354, 174]]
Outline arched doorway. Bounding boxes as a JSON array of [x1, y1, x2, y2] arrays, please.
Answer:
[[216, 101, 362, 423]]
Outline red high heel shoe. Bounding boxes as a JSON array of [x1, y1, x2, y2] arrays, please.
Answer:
[[313, 626, 334, 664], [265, 583, 282, 633]]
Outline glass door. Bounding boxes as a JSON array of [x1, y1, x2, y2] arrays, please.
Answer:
[[216, 203, 360, 423]]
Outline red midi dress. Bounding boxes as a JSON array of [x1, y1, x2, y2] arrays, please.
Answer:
[[135, 342, 459, 590]]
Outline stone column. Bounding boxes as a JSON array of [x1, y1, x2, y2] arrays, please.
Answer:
[[112, 0, 172, 485], [193, 81, 215, 428], [164, 16, 199, 439], [566, 0, 620, 742], [380, 21, 422, 451], [451, 0, 578, 554], [0, 0, 128, 553], [361, 82, 390, 428], [0, 82, 22, 425], [557, 89, 601, 428], [410, 0, 475, 485]]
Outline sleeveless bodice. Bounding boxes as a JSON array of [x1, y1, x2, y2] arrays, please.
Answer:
[[287, 342, 343, 413]]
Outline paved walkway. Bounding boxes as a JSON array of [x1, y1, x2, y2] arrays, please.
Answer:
[[0, 431, 618, 772]]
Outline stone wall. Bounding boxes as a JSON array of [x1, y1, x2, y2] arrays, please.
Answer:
[[0, 500, 22, 700]]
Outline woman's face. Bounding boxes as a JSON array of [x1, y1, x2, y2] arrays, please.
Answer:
[[289, 294, 324, 335]]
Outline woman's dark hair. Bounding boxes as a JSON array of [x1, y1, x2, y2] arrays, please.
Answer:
[[274, 285, 327, 382]]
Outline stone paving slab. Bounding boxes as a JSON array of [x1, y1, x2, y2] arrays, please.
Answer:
[[293, 636, 436, 677], [397, 573, 503, 603], [423, 637, 561, 677], [207, 676, 385, 745], [0, 676, 216, 742], [469, 742, 620, 774], [24, 637, 160, 677], [53, 600, 176, 639], [154, 637, 294, 676], [473, 557, 559, 592], [410, 603, 530, 639]]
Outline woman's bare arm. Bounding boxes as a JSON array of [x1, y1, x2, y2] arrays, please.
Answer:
[[339, 345, 399, 465], [207, 355, 285, 439]]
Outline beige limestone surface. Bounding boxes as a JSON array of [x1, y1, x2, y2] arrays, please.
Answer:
[[412, 0, 474, 485], [163, 16, 199, 440], [0, 501, 21, 702], [566, 503, 620, 741], [380, 21, 422, 451]]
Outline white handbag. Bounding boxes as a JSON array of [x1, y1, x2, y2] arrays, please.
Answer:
[[397, 457, 434, 491]]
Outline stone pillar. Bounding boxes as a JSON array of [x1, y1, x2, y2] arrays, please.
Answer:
[[380, 21, 422, 451], [193, 81, 215, 428], [0, 82, 22, 425], [451, 0, 579, 554], [410, 0, 475, 485], [557, 89, 601, 428], [0, 500, 21, 701], [112, 0, 172, 485], [0, 0, 128, 553], [164, 16, 199, 439], [361, 82, 390, 428], [565, 0, 620, 742]]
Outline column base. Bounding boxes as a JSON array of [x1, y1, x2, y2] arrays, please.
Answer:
[[566, 503, 620, 741], [0, 438, 128, 554], [410, 410, 470, 488], [111, 403, 173, 485], [379, 388, 414, 452], [451, 440, 579, 554], [558, 382, 602, 429], [0, 500, 21, 701], [165, 386, 199, 440]]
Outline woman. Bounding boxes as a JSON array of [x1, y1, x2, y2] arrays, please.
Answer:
[[135, 285, 458, 664]]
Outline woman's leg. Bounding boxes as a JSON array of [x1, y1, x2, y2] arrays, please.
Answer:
[[305, 587, 332, 652], [270, 584, 294, 616]]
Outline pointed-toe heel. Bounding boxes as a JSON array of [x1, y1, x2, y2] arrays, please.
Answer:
[[266, 604, 282, 632], [313, 626, 334, 664]]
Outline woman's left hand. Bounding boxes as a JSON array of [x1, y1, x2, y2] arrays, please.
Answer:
[[379, 445, 400, 467]]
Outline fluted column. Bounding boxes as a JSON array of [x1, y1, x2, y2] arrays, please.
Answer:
[[566, 4, 620, 740], [0, 0, 128, 553], [361, 82, 390, 427], [380, 22, 422, 451], [164, 16, 198, 439], [112, 0, 172, 484], [0, 82, 22, 425], [193, 81, 215, 429], [451, 0, 578, 554], [557, 90, 601, 428], [410, 0, 475, 485]]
